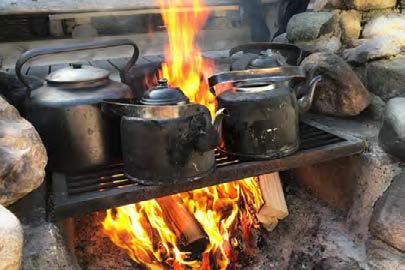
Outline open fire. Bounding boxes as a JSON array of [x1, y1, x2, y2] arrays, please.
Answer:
[[102, 0, 266, 269], [102, 178, 263, 269]]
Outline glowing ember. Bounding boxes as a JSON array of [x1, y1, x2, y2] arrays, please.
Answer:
[[102, 0, 265, 269]]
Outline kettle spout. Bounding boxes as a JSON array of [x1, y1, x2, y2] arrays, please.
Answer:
[[213, 108, 229, 136], [298, 75, 322, 113]]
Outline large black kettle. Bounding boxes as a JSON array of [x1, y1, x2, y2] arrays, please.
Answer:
[[209, 67, 321, 160], [15, 39, 139, 172]]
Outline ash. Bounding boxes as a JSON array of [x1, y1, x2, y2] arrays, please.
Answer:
[[74, 173, 363, 270], [75, 212, 141, 270]]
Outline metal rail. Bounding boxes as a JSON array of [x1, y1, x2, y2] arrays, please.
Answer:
[[52, 119, 366, 219]]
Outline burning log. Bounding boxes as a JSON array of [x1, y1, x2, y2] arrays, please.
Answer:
[[156, 195, 209, 254], [257, 173, 289, 231]]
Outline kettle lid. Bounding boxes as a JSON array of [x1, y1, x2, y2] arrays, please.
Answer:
[[140, 78, 189, 105], [45, 64, 110, 84]]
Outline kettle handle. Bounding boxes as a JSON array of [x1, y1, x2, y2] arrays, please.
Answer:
[[15, 39, 139, 98], [208, 66, 306, 95]]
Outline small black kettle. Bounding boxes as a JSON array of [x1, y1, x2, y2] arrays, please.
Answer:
[[102, 79, 224, 185]]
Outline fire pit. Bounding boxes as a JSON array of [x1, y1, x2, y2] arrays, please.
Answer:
[[2, 0, 404, 269], [44, 1, 369, 269]]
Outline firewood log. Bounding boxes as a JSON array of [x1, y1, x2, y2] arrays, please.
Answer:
[[257, 173, 289, 231], [156, 195, 209, 253]]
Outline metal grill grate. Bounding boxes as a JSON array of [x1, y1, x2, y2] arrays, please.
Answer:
[[52, 120, 365, 219]]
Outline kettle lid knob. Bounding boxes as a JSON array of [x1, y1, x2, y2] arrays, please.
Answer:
[[158, 78, 168, 86]]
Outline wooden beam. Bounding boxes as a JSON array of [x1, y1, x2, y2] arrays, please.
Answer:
[[0, 0, 239, 15], [0, 28, 249, 69], [48, 5, 239, 21]]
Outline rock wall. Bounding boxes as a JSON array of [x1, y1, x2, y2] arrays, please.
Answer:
[[282, 0, 405, 111]]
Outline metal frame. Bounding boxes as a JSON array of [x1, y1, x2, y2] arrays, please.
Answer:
[[52, 119, 366, 219]]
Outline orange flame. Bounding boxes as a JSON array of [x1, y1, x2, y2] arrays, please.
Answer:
[[158, 0, 216, 116], [103, 178, 263, 269], [102, 1, 265, 269]]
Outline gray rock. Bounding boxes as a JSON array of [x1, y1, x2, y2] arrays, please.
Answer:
[[364, 94, 386, 120], [0, 205, 23, 270], [363, 15, 405, 50], [366, 55, 405, 101], [346, 148, 400, 237], [345, 0, 397, 11], [286, 12, 340, 42], [272, 33, 289, 43], [370, 170, 405, 251], [379, 98, 405, 161], [343, 37, 401, 64], [301, 52, 371, 116], [339, 10, 361, 43], [366, 238, 405, 270], [0, 96, 47, 206], [295, 34, 342, 54], [22, 223, 80, 270]]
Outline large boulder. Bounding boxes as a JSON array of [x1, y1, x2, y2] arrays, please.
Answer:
[[339, 10, 361, 43], [286, 12, 340, 42], [366, 56, 405, 101], [301, 52, 371, 116], [363, 15, 405, 50], [295, 34, 342, 54], [0, 205, 23, 270], [378, 98, 405, 161], [343, 37, 401, 64], [370, 170, 405, 252], [345, 0, 397, 11], [0, 96, 47, 206]]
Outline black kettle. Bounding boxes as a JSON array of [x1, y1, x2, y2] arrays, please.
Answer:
[[230, 43, 303, 71], [15, 39, 139, 172], [209, 67, 321, 160], [102, 79, 225, 185]]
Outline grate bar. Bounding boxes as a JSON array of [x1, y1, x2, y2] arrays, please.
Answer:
[[52, 119, 366, 219], [68, 179, 133, 195], [66, 173, 126, 189]]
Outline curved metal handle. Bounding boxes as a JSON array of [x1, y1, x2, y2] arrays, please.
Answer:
[[208, 66, 306, 95], [297, 75, 322, 113], [15, 39, 139, 98]]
